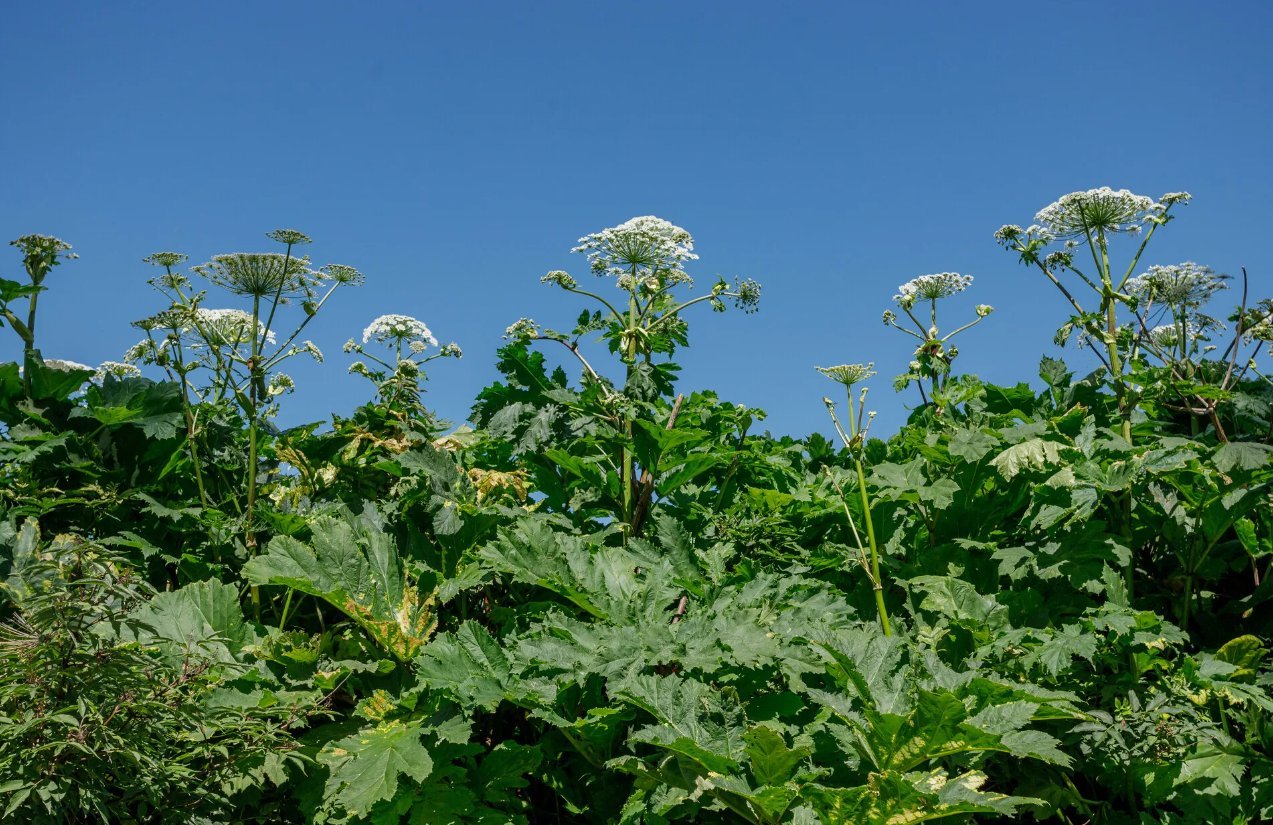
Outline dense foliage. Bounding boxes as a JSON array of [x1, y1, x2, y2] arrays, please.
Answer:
[[2, 196, 1272, 823]]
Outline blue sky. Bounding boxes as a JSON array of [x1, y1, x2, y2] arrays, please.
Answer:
[[3, 2, 1270, 438]]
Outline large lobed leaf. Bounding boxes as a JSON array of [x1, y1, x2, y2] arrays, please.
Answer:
[[244, 505, 436, 660]]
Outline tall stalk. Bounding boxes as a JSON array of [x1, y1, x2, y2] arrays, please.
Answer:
[[846, 391, 892, 637], [822, 377, 891, 637]]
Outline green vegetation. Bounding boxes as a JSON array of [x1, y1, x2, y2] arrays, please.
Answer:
[[2, 193, 1272, 823]]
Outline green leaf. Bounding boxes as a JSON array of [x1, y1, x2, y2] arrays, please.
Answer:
[[614, 674, 746, 776], [243, 506, 436, 660], [1216, 635, 1266, 680], [991, 438, 1062, 480], [319, 720, 433, 819], [1213, 441, 1273, 474], [909, 576, 1008, 632], [744, 725, 808, 787], [127, 579, 253, 664], [414, 622, 511, 711], [478, 517, 677, 622], [26, 356, 92, 401]]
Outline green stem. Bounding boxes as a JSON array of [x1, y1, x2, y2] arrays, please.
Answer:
[[279, 588, 296, 629], [246, 294, 262, 620], [846, 392, 891, 636], [259, 242, 294, 348], [621, 284, 638, 535]]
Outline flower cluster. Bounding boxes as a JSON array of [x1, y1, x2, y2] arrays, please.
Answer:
[[321, 264, 365, 286], [541, 270, 578, 290], [92, 361, 141, 383], [893, 273, 973, 309], [504, 317, 540, 341], [1034, 187, 1160, 239], [572, 216, 697, 285], [266, 373, 295, 397], [361, 314, 437, 348], [195, 308, 277, 347], [816, 363, 876, 387], [266, 229, 313, 247], [142, 252, 189, 269], [193, 253, 319, 298], [10, 234, 77, 283], [1125, 263, 1228, 308], [42, 358, 93, 372], [1146, 324, 1191, 349]]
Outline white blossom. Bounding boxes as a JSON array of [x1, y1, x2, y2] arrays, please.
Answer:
[[267, 373, 295, 396], [193, 252, 318, 298], [816, 363, 876, 387], [42, 358, 92, 372], [541, 270, 578, 289], [504, 317, 540, 340], [1125, 263, 1227, 308], [572, 216, 697, 285], [93, 361, 141, 383], [894, 273, 973, 308], [361, 314, 437, 347], [123, 340, 153, 364], [1034, 187, 1160, 239], [195, 308, 276, 347]]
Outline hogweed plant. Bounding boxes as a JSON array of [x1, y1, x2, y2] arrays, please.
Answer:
[[883, 272, 992, 415], [344, 313, 461, 423], [817, 362, 891, 636], [1, 235, 78, 399], [995, 187, 1192, 444], [127, 232, 363, 576], [517, 216, 761, 533], [1122, 263, 1273, 441]]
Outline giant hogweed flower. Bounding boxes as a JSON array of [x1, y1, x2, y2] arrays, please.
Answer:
[[893, 273, 973, 309], [720, 276, 762, 314], [572, 216, 697, 286], [1034, 187, 1163, 239], [1126, 263, 1228, 308], [92, 361, 141, 383], [42, 358, 93, 372], [816, 363, 876, 388], [266, 229, 312, 247], [142, 252, 189, 269], [196, 308, 278, 347], [193, 253, 318, 298], [362, 314, 438, 348], [10, 235, 77, 283], [321, 264, 364, 286], [503, 317, 540, 341]]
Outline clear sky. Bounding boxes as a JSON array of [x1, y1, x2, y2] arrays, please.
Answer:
[[3, 2, 1271, 439]]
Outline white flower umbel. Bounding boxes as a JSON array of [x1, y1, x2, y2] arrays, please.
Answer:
[[361, 314, 438, 348], [504, 317, 540, 341], [93, 361, 141, 383], [193, 252, 318, 298], [1034, 187, 1160, 239], [195, 308, 277, 347], [42, 358, 92, 372], [816, 363, 876, 387], [572, 216, 698, 284], [1126, 262, 1228, 308], [893, 273, 973, 308]]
